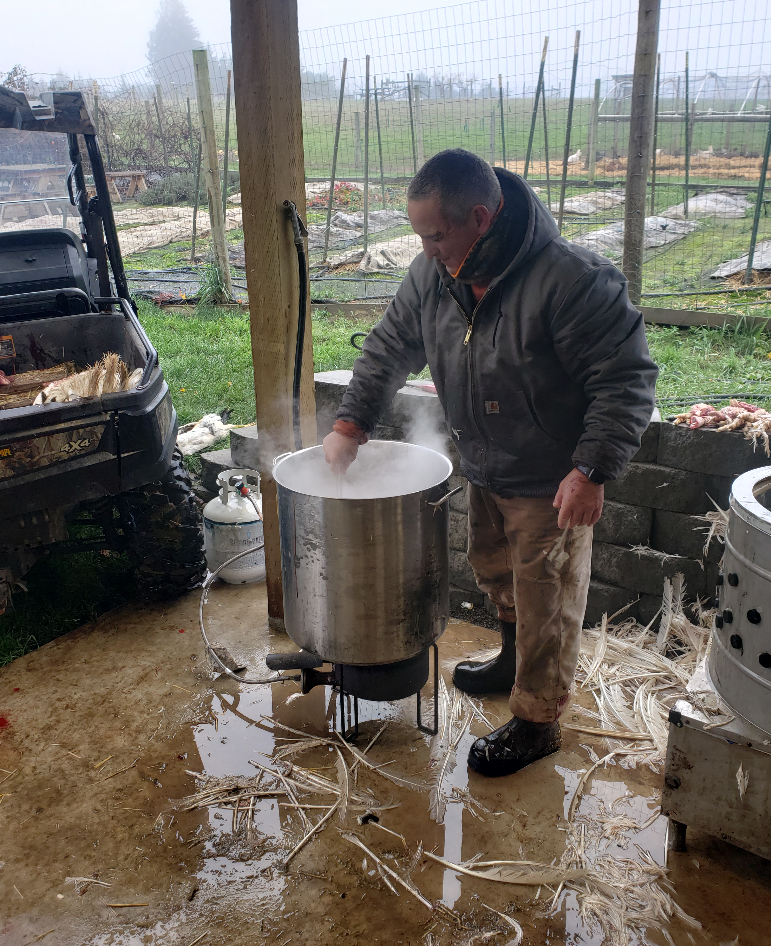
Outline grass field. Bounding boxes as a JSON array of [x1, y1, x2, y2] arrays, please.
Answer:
[[1, 301, 769, 668]]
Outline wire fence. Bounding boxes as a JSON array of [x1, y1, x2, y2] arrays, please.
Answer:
[[0, 0, 770, 306]]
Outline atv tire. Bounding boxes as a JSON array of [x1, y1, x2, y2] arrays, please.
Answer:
[[117, 449, 206, 601]]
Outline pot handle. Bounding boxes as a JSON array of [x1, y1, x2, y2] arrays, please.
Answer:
[[427, 484, 463, 509], [272, 452, 293, 469]]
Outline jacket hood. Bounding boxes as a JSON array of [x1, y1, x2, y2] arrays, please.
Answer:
[[438, 168, 559, 288]]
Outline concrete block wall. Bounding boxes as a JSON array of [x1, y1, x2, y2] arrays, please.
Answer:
[[314, 371, 770, 624]]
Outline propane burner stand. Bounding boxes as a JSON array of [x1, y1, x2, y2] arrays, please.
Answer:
[[266, 643, 440, 741]]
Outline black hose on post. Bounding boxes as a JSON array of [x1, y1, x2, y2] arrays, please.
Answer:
[[284, 200, 308, 452]]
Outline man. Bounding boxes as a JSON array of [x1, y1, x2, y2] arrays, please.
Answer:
[[323, 149, 657, 777]]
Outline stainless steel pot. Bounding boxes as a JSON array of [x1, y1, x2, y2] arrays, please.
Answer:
[[708, 465, 771, 734], [273, 441, 453, 666]]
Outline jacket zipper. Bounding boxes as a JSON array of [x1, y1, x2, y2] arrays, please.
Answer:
[[448, 285, 495, 485]]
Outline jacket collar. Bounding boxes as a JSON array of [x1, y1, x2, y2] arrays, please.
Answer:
[[438, 169, 559, 290]]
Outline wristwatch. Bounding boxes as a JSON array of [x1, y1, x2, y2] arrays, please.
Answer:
[[573, 462, 607, 485]]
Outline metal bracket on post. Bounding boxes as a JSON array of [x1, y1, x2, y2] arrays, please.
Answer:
[[416, 643, 440, 736]]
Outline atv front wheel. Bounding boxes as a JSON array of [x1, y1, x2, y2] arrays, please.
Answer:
[[117, 450, 206, 600]]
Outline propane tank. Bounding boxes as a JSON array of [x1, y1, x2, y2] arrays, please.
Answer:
[[203, 469, 266, 584]]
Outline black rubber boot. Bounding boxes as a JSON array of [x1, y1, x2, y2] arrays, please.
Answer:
[[452, 620, 517, 695], [467, 716, 561, 777]]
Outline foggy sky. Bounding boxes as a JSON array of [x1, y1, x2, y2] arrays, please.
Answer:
[[1, 0, 768, 87]]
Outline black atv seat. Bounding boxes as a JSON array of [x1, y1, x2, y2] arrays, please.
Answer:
[[0, 228, 90, 301]]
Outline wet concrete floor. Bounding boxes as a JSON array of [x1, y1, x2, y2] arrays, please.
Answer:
[[0, 579, 769, 946]]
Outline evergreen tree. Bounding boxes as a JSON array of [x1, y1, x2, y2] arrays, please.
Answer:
[[147, 0, 202, 64]]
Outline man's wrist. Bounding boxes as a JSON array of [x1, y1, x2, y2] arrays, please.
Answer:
[[573, 462, 606, 485], [333, 419, 369, 445]]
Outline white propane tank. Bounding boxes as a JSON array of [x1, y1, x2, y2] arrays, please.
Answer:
[[203, 469, 266, 584]]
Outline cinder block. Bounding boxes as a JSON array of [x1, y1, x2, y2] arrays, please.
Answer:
[[657, 422, 768, 478], [651, 509, 722, 563], [449, 548, 478, 593], [591, 541, 705, 597], [584, 580, 641, 627], [229, 425, 259, 469], [631, 421, 661, 463], [605, 462, 732, 515], [199, 447, 234, 493], [594, 501, 652, 546], [449, 510, 468, 552]]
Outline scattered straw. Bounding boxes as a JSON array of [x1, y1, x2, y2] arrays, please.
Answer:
[[97, 758, 139, 782], [92, 756, 113, 770]]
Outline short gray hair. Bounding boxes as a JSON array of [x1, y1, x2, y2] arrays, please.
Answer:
[[407, 149, 502, 224]]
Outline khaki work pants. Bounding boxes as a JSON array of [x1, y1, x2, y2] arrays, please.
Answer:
[[466, 484, 593, 723]]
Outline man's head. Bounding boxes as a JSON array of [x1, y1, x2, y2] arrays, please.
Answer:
[[407, 149, 502, 275]]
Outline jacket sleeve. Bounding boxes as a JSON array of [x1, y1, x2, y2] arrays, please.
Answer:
[[550, 263, 658, 480], [336, 263, 428, 432]]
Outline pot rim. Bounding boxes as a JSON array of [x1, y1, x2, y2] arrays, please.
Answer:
[[273, 441, 454, 501]]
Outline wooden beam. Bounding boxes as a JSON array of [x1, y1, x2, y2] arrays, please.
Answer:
[[622, 0, 661, 305], [230, 0, 316, 629], [639, 306, 771, 330]]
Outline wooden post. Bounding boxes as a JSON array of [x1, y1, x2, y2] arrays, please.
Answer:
[[323, 59, 347, 264], [229, 0, 316, 628], [650, 54, 661, 215], [587, 78, 601, 181], [622, 0, 661, 306], [414, 82, 424, 167], [353, 111, 362, 169], [524, 36, 549, 179], [374, 77, 386, 207], [363, 55, 370, 251], [557, 30, 581, 233], [222, 69, 232, 221], [193, 48, 233, 297], [498, 74, 507, 167]]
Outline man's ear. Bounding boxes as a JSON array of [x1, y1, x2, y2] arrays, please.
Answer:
[[472, 203, 495, 236]]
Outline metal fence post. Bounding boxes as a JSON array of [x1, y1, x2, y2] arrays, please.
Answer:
[[374, 78, 386, 207], [557, 31, 581, 233], [542, 89, 552, 207], [323, 58, 347, 264], [587, 78, 601, 182], [744, 110, 771, 283], [363, 55, 370, 252], [524, 36, 549, 179], [684, 52, 690, 218], [354, 111, 362, 168], [192, 47, 233, 296], [622, 0, 661, 306], [407, 74, 418, 174], [489, 109, 496, 164], [222, 69, 232, 221], [414, 82, 424, 167], [498, 74, 507, 167], [650, 54, 661, 215]]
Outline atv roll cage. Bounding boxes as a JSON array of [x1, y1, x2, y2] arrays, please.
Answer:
[[0, 86, 130, 303]]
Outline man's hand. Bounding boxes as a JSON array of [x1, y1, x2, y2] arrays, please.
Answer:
[[553, 468, 604, 529], [323, 430, 360, 475]]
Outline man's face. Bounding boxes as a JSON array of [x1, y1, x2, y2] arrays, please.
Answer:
[[407, 195, 494, 276]]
